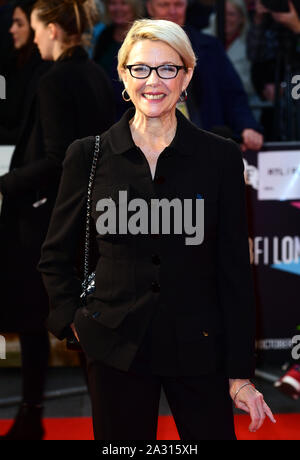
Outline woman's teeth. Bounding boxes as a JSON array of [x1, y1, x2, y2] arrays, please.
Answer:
[[143, 94, 165, 100]]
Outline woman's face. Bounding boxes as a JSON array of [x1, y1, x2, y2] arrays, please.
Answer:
[[9, 7, 31, 49], [107, 0, 135, 26], [225, 2, 244, 38], [30, 10, 54, 60], [121, 39, 193, 119]]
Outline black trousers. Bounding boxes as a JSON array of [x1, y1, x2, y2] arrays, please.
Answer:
[[19, 329, 50, 405], [86, 358, 237, 441]]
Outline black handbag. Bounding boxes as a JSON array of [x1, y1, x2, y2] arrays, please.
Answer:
[[66, 135, 101, 351]]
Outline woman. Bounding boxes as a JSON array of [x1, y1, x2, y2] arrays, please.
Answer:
[[0, 0, 48, 144], [203, 0, 256, 100], [0, 0, 115, 440], [93, 0, 144, 120], [38, 19, 276, 440]]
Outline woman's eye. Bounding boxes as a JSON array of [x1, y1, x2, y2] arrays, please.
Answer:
[[134, 66, 148, 72], [161, 66, 175, 72]]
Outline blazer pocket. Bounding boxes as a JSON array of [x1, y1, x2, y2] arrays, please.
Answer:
[[175, 314, 222, 341], [175, 314, 224, 374]]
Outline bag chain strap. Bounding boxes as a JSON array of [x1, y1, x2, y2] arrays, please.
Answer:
[[82, 135, 101, 294]]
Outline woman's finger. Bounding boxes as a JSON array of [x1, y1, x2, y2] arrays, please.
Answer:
[[263, 401, 277, 424], [248, 401, 261, 432], [253, 393, 266, 431]]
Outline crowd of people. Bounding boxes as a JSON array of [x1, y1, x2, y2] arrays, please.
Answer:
[[1, 0, 300, 146], [0, 0, 299, 441]]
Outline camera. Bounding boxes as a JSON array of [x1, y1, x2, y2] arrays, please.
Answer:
[[261, 0, 300, 16]]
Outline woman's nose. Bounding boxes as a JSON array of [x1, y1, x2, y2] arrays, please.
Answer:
[[146, 68, 160, 85]]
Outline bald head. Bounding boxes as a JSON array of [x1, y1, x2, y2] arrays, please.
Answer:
[[146, 0, 187, 27]]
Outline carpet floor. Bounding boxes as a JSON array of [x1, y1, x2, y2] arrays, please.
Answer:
[[0, 413, 299, 440]]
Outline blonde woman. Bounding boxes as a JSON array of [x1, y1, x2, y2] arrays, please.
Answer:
[[203, 0, 256, 99], [39, 19, 275, 440]]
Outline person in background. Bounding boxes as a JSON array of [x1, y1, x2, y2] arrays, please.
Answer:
[[203, 0, 259, 109], [0, 0, 115, 440], [146, 0, 264, 152], [185, 0, 213, 30], [247, 0, 300, 140], [93, 0, 145, 120], [0, 0, 49, 145], [0, 0, 14, 72], [244, 0, 256, 21]]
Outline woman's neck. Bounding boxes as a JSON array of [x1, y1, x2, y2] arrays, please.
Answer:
[[53, 40, 80, 61], [130, 109, 177, 152]]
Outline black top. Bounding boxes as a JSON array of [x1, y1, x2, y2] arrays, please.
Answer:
[[0, 46, 115, 333], [0, 46, 47, 145], [38, 108, 256, 378]]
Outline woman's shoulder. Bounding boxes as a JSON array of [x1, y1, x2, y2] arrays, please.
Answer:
[[178, 111, 241, 160], [64, 130, 112, 164], [200, 126, 243, 165]]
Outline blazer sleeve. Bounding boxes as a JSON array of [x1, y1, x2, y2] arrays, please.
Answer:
[[217, 139, 256, 378], [38, 138, 91, 340], [0, 76, 75, 197], [214, 39, 262, 135]]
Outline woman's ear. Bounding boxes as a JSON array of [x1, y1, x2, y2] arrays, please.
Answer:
[[47, 22, 57, 41], [120, 67, 128, 86], [182, 67, 194, 92]]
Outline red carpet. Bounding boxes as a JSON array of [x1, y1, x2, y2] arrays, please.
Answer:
[[0, 414, 299, 440]]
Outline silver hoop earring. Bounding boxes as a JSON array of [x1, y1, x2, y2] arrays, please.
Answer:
[[122, 89, 131, 102]]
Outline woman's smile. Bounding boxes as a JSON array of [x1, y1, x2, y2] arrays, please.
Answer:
[[142, 92, 166, 101]]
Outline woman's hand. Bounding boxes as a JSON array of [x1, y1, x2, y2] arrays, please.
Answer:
[[229, 379, 276, 432], [70, 322, 80, 342], [271, 1, 300, 34]]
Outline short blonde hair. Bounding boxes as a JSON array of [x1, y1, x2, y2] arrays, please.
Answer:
[[117, 19, 197, 80]]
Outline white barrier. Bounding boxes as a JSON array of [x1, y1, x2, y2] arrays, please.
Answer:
[[0, 146, 14, 212]]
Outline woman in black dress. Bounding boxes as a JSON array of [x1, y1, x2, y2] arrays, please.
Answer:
[[0, 0, 48, 145], [0, 0, 115, 440]]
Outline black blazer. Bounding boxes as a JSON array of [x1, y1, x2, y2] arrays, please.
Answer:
[[38, 108, 256, 378], [0, 44, 50, 145], [0, 46, 115, 332]]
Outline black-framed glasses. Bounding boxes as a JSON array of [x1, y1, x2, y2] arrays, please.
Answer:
[[126, 64, 187, 79]]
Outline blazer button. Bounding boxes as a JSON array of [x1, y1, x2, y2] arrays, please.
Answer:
[[151, 282, 160, 293], [152, 254, 161, 265]]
